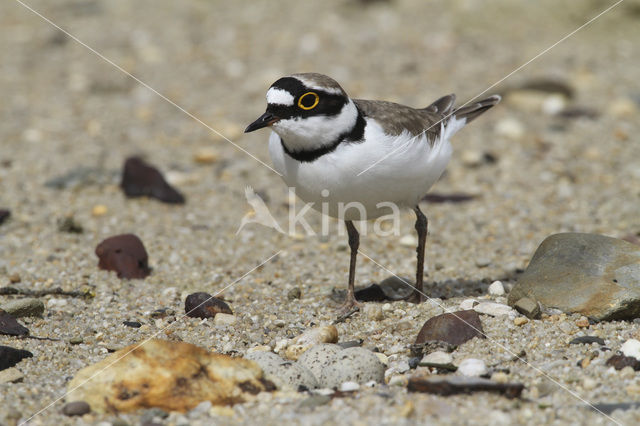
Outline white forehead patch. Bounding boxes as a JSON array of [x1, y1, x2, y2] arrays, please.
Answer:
[[266, 88, 294, 106]]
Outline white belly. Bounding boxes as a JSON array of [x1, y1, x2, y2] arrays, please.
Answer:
[[268, 119, 453, 221]]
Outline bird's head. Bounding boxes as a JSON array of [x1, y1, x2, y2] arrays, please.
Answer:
[[245, 73, 359, 153]]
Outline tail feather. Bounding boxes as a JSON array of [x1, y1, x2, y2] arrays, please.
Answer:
[[452, 95, 501, 124], [425, 94, 456, 115]]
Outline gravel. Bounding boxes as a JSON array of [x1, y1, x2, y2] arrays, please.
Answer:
[[1, 0, 639, 425]]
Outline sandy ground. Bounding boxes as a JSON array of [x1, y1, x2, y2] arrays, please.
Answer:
[[1, 0, 640, 424]]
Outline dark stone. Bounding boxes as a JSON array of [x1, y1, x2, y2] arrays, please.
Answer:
[[422, 193, 477, 203], [57, 216, 84, 233], [508, 233, 640, 321], [149, 307, 175, 319], [337, 340, 362, 349], [287, 287, 301, 300], [569, 336, 605, 346], [120, 157, 185, 204], [0, 310, 29, 336], [62, 401, 91, 416], [123, 321, 142, 328], [185, 292, 232, 319], [590, 402, 640, 415], [407, 376, 524, 398], [0, 209, 10, 225], [513, 297, 541, 319], [606, 355, 640, 370], [0, 345, 33, 370], [557, 106, 599, 120], [415, 310, 485, 346], [95, 234, 151, 279], [408, 357, 421, 369]]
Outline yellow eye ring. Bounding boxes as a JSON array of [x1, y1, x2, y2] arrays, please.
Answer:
[[298, 92, 319, 110]]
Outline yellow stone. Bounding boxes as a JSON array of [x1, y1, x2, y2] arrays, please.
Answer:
[[91, 205, 108, 216]]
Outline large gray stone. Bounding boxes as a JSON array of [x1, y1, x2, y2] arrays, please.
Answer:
[[508, 233, 640, 320]]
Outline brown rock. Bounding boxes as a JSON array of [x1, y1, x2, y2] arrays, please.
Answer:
[[606, 355, 640, 371], [66, 339, 274, 413], [121, 157, 185, 204], [407, 376, 524, 398], [0, 345, 33, 370], [415, 310, 485, 346], [95, 234, 151, 279], [185, 292, 232, 319], [0, 310, 29, 336]]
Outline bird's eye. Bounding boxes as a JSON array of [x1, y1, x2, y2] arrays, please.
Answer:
[[298, 92, 319, 110]]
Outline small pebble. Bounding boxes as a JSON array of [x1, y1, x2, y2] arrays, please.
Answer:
[[457, 358, 488, 377], [420, 351, 453, 366], [193, 149, 219, 164], [185, 292, 233, 319], [459, 299, 478, 310], [69, 337, 84, 345], [62, 401, 91, 416], [339, 381, 360, 392], [214, 313, 237, 326], [475, 257, 491, 268], [513, 297, 541, 319], [123, 321, 142, 328], [495, 117, 525, 140], [488, 281, 505, 296], [287, 287, 301, 300], [621, 339, 640, 360], [285, 325, 339, 360], [514, 317, 528, 326], [399, 234, 417, 247], [91, 205, 108, 216], [474, 302, 515, 317], [363, 304, 384, 321], [576, 317, 590, 328]]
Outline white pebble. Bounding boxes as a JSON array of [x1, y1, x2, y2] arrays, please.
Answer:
[[214, 313, 237, 326], [495, 117, 525, 140], [339, 381, 360, 392], [458, 358, 488, 377], [47, 298, 68, 310], [488, 281, 505, 296], [621, 339, 640, 360], [399, 234, 418, 247], [420, 351, 453, 365], [459, 299, 478, 310], [474, 302, 515, 317], [542, 94, 567, 115]]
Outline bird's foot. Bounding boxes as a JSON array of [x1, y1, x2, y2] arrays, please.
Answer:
[[335, 299, 363, 322], [405, 290, 426, 304]]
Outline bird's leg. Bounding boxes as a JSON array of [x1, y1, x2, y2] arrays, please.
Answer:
[[407, 205, 428, 303], [337, 220, 362, 320]]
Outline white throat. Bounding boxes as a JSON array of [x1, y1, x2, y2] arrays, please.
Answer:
[[272, 100, 358, 152]]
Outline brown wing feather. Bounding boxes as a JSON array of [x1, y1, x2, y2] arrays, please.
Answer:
[[353, 99, 445, 138], [354, 94, 500, 138]]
